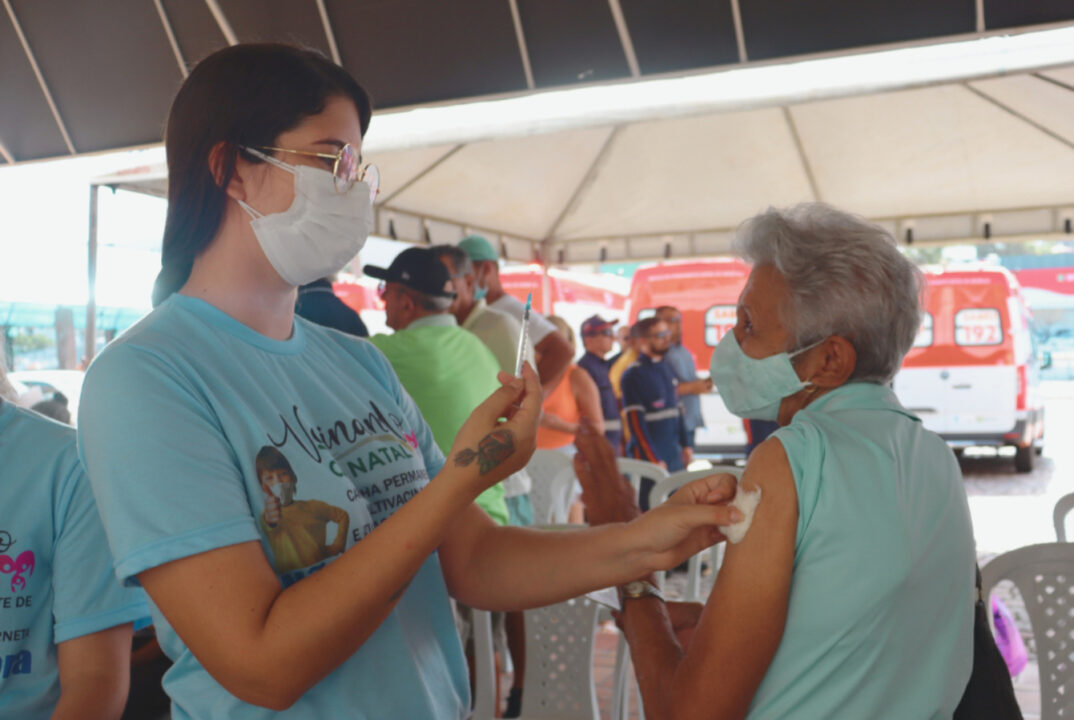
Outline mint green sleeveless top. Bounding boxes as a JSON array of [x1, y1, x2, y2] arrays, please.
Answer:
[[749, 382, 974, 719]]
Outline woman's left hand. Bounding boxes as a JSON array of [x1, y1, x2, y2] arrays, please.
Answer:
[[627, 474, 741, 573]]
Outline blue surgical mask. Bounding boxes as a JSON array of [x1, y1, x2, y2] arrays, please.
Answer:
[[710, 332, 821, 421], [473, 284, 488, 301]]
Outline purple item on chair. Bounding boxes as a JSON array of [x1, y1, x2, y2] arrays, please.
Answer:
[[991, 596, 1028, 677]]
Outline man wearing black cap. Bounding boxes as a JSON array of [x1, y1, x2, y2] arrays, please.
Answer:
[[578, 315, 623, 454], [365, 247, 510, 527]]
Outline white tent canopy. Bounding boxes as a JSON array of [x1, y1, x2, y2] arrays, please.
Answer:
[[90, 26, 1074, 264], [366, 68, 1074, 263]]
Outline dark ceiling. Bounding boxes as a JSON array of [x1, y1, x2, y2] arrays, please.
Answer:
[[2, 0, 1073, 164]]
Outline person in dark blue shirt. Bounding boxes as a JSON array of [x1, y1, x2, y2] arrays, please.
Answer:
[[621, 317, 689, 509], [295, 276, 369, 337], [577, 315, 623, 455]]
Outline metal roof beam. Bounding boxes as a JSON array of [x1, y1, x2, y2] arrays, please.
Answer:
[[1034, 71, 1074, 93], [543, 125, 621, 241], [204, 0, 238, 46], [607, 0, 641, 77], [154, 0, 188, 78], [730, 0, 748, 62], [507, 0, 536, 89], [2, 0, 76, 154], [782, 107, 822, 202], [315, 0, 343, 65], [965, 82, 1074, 152], [374, 144, 465, 206], [0, 137, 13, 164]]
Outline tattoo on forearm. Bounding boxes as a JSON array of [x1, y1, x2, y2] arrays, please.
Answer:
[[453, 429, 517, 475]]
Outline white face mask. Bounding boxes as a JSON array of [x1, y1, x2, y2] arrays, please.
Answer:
[[238, 148, 373, 287], [710, 332, 822, 421]]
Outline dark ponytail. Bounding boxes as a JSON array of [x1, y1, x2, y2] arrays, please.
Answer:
[[152, 44, 372, 306]]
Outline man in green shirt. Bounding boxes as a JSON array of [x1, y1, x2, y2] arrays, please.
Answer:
[[364, 247, 510, 526]]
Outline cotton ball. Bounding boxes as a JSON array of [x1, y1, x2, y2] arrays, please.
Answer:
[[718, 484, 762, 544]]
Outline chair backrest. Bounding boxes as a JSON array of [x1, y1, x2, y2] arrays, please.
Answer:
[[1055, 493, 1074, 542], [471, 608, 498, 720], [616, 458, 668, 495], [527, 450, 576, 525], [982, 542, 1074, 720], [650, 465, 743, 600], [520, 596, 603, 720]]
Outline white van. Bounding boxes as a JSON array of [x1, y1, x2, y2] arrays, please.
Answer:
[[892, 267, 1045, 472]]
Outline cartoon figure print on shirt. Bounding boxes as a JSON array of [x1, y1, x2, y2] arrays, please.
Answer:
[[256, 446, 350, 575]]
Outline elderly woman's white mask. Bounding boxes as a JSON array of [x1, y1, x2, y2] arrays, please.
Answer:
[[710, 332, 823, 421]]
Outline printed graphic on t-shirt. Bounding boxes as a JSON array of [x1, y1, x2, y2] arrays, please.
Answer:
[[0, 531, 36, 682], [255, 446, 350, 575], [260, 400, 431, 583], [0, 551, 34, 593]]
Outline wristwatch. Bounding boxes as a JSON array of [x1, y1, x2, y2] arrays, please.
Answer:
[[619, 579, 665, 603]]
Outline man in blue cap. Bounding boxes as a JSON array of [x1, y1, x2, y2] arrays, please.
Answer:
[[458, 235, 573, 396], [577, 315, 623, 454]]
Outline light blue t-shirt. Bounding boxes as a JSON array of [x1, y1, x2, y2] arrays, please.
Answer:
[[0, 401, 148, 720], [77, 294, 469, 720], [748, 382, 975, 719]]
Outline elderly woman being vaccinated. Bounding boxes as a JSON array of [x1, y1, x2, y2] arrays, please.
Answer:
[[576, 203, 975, 720]]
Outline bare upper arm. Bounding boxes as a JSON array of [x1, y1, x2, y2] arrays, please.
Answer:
[[570, 367, 604, 431], [137, 541, 282, 690], [54, 624, 133, 719], [671, 437, 799, 719], [534, 331, 572, 390]]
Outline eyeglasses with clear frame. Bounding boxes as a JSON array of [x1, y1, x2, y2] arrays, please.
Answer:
[[248, 144, 379, 202]]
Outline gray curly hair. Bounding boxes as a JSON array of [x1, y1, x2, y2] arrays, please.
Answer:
[[734, 203, 923, 384]]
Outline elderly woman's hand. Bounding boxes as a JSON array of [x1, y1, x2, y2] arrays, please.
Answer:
[[574, 416, 639, 525], [663, 472, 739, 510]]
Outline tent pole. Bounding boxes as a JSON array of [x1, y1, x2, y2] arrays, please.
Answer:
[[86, 184, 99, 366], [541, 263, 552, 316]]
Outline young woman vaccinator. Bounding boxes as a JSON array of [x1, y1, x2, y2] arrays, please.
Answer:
[[77, 44, 741, 718]]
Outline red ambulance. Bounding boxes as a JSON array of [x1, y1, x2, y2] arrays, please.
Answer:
[[892, 267, 1045, 472], [627, 259, 751, 457]]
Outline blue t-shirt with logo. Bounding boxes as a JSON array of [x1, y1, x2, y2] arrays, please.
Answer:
[[0, 401, 148, 719], [77, 294, 469, 720]]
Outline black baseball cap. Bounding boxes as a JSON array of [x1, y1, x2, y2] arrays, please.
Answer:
[[364, 247, 457, 298]]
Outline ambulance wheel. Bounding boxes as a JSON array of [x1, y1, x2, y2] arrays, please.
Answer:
[[1014, 444, 1035, 474]]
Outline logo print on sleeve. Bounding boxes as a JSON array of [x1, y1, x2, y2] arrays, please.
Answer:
[[0, 551, 35, 592]]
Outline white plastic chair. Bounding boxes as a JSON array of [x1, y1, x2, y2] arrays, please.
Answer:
[[1054, 493, 1074, 541], [517, 595, 603, 720], [616, 458, 668, 509], [982, 542, 1074, 720], [527, 450, 576, 525], [471, 608, 498, 720], [472, 525, 594, 720], [648, 465, 743, 600]]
